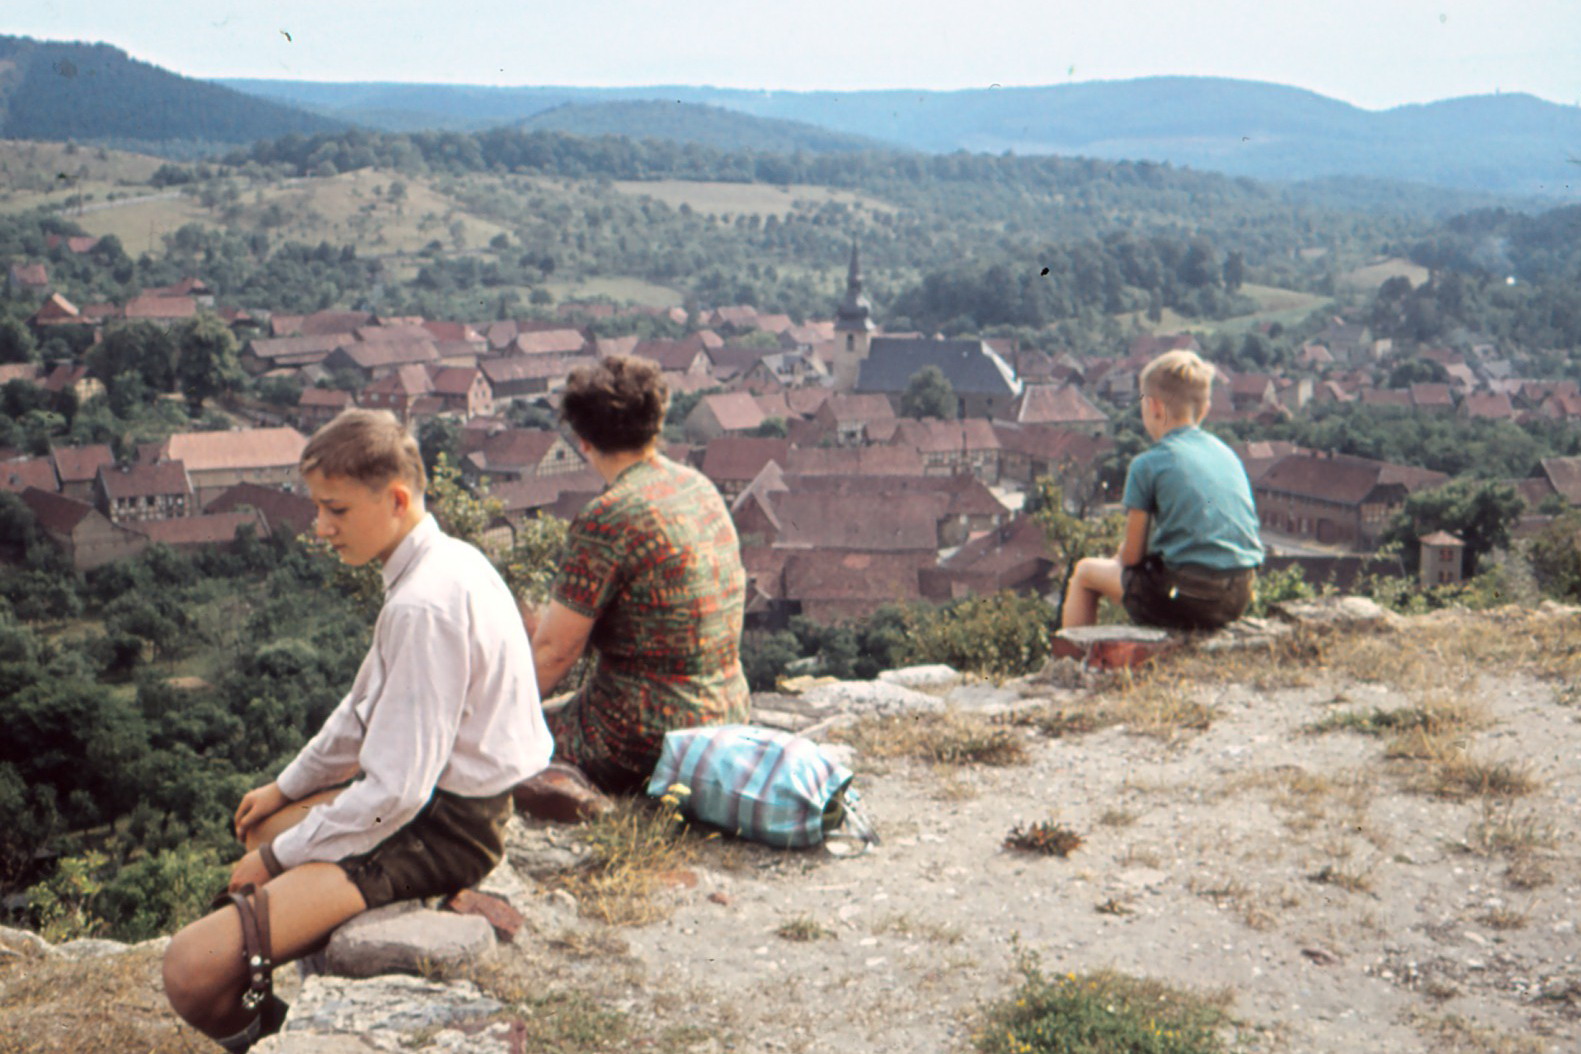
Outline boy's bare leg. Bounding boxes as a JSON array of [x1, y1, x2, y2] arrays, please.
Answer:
[[162, 863, 367, 1039], [164, 786, 356, 1039], [1061, 556, 1123, 628]]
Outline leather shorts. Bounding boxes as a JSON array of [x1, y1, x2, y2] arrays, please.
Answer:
[[336, 788, 512, 909], [1122, 554, 1256, 631]]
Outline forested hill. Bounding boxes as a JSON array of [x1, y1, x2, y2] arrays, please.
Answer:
[[518, 100, 890, 153], [0, 36, 342, 156], [221, 75, 1581, 197]]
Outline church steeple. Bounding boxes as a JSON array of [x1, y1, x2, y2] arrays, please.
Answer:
[[832, 240, 875, 392]]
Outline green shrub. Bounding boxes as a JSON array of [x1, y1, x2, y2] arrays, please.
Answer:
[[902, 591, 1058, 681]]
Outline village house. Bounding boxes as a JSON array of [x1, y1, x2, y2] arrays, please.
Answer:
[[95, 461, 194, 523], [698, 437, 792, 503], [1254, 452, 1448, 550], [507, 328, 589, 358], [0, 456, 59, 495], [241, 334, 343, 375], [132, 509, 270, 553], [854, 336, 1022, 419], [1409, 383, 1455, 414], [205, 483, 316, 536], [920, 514, 1056, 601], [889, 418, 1001, 483], [480, 354, 593, 401], [7, 262, 49, 298], [633, 339, 714, 377], [460, 428, 584, 484], [997, 383, 1109, 435], [19, 487, 148, 571], [683, 391, 766, 444], [152, 427, 308, 506], [1458, 392, 1516, 422], [992, 424, 1114, 497], [270, 310, 372, 338], [293, 387, 355, 431], [27, 292, 82, 331], [776, 550, 935, 625], [784, 446, 927, 477], [1534, 457, 1581, 506], [813, 394, 896, 447], [123, 295, 198, 326], [323, 335, 441, 382], [50, 444, 115, 503]]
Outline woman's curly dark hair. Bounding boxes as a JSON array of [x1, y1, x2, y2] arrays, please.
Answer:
[[560, 355, 670, 454]]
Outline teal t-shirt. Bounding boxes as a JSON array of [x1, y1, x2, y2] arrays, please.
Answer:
[[1121, 426, 1264, 571]]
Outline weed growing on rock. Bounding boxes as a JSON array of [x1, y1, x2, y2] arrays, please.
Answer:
[[974, 950, 1239, 1054], [555, 795, 695, 926], [1004, 820, 1083, 857]]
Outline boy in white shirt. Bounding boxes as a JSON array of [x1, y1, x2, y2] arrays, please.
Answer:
[[162, 409, 552, 1052]]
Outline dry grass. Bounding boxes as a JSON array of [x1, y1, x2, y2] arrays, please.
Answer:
[[551, 798, 697, 926], [1003, 820, 1084, 857], [830, 710, 1029, 768], [1466, 805, 1558, 857], [1478, 907, 1529, 931], [775, 916, 837, 942], [1407, 1011, 1547, 1054], [1418, 753, 1539, 801], [871, 913, 963, 945], [0, 946, 200, 1054], [1307, 863, 1374, 894]]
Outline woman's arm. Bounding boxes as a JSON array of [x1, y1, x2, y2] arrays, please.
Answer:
[[532, 601, 596, 697]]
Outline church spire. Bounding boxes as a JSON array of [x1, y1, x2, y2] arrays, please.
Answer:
[[835, 240, 874, 333]]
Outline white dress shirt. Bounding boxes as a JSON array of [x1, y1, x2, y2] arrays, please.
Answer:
[[269, 514, 551, 871]]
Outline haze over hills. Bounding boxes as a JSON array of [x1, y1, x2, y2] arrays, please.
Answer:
[[517, 100, 889, 153], [222, 75, 1581, 198]]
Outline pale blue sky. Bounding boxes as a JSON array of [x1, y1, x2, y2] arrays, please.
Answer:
[[10, 0, 1581, 110]]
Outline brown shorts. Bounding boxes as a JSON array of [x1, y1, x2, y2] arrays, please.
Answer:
[[1122, 555, 1256, 632], [336, 789, 512, 909]]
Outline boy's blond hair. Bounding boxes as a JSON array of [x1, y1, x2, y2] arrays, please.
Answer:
[[1139, 349, 1214, 421], [300, 408, 427, 493]]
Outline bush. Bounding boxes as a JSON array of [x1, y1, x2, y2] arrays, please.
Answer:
[[902, 592, 1058, 681], [1528, 511, 1581, 601]]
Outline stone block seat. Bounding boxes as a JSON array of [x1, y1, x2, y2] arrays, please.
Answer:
[[1051, 596, 1397, 671]]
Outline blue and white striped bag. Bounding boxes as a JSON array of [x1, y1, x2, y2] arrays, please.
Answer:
[[646, 725, 877, 850]]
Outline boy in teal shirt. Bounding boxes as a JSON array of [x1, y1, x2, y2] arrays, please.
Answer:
[[1061, 350, 1263, 630]]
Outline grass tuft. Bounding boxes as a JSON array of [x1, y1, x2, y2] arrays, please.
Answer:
[[552, 796, 696, 926], [974, 950, 1237, 1054], [775, 915, 836, 942]]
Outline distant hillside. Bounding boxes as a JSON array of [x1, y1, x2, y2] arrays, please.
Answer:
[[0, 36, 342, 155], [223, 76, 1581, 197], [519, 100, 888, 153]]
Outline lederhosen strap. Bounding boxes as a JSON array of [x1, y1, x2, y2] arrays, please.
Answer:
[[212, 884, 274, 1012]]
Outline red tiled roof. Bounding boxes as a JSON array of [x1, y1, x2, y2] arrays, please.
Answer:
[[785, 447, 926, 476], [696, 392, 765, 433], [781, 550, 932, 605], [1410, 383, 1454, 408], [51, 444, 114, 485], [30, 292, 79, 324], [19, 487, 92, 530], [40, 364, 89, 393], [1258, 454, 1447, 505], [1005, 383, 1108, 425], [466, 429, 581, 473], [1461, 392, 1515, 419], [334, 339, 439, 371], [486, 469, 605, 515], [821, 394, 895, 424], [422, 320, 484, 344], [430, 366, 482, 397], [700, 437, 791, 483], [633, 340, 708, 371], [1, 457, 58, 494], [773, 491, 942, 551], [9, 263, 48, 287], [162, 428, 308, 473], [205, 483, 316, 534], [124, 295, 197, 320], [1540, 457, 1581, 504], [133, 510, 269, 547], [1360, 389, 1412, 408], [296, 310, 373, 337], [992, 423, 1114, 464], [97, 460, 192, 500], [298, 387, 354, 409], [512, 329, 588, 357], [891, 418, 1000, 454]]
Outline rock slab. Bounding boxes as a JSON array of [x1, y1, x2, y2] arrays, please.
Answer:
[[324, 902, 494, 978]]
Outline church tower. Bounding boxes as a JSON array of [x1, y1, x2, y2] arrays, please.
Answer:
[[832, 241, 875, 392]]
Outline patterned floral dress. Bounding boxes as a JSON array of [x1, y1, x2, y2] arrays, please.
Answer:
[[546, 455, 750, 791]]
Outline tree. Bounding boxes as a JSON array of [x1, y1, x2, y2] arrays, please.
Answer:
[[1031, 477, 1126, 599], [89, 321, 176, 394], [1528, 511, 1581, 601], [174, 315, 244, 410], [1381, 479, 1524, 576], [901, 366, 957, 420], [0, 317, 38, 364]]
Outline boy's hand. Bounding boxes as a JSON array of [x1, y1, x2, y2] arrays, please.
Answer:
[[228, 849, 273, 891], [234, 782, 289, 842]]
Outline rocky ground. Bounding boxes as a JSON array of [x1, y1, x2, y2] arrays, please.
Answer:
[[3, 599, 1579, 1053]]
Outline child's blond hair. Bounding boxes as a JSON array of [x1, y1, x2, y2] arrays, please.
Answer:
[[300, 408, 427, 493], [1139, 349, 1214, 421]]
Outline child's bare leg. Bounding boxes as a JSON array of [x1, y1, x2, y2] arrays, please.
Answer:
[[163, 863, 366, 1039], [1061, 557, 1123, 628]]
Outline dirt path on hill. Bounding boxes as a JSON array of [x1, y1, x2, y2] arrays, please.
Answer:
[[503, 608, 1581, 1054]]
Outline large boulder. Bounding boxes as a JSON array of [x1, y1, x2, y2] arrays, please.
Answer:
[[324, 902, 494, 978]]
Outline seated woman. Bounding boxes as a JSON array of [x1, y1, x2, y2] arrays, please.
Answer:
[[525, 355, 751, 800]]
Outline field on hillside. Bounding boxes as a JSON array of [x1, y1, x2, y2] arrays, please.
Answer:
[[610, 179, 893, 219], [1115, 283, 1332, 340], [543, 275, 683, 308], [0, 139, 166, 214], [65, 167, 513, 257], [1341, 256, 1431, 291]]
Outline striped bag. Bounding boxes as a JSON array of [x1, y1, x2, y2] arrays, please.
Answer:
[[646, 725, 877, 850]]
